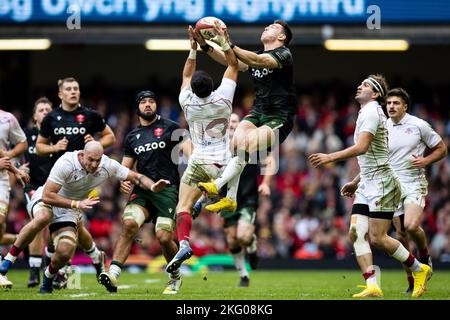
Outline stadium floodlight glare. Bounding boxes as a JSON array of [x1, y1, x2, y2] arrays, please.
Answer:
[[145, 39, 191, 51], [324, 39, 409, 51], [0, 39, 51, 50]]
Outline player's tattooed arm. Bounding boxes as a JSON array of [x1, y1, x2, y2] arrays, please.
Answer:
[[127, 171, 171, 192]]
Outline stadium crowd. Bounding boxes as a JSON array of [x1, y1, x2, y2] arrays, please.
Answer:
[[2, 80, 449, 264]]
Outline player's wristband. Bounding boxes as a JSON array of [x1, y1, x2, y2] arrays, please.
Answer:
[[200, 43, 212, 52], [188, 49, 197, 60], [71, 200, 80, 209]]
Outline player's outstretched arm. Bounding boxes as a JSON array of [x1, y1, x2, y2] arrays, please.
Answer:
[[210, 21, 239, 82], [127, 170, 170, 193], [191, 27, 247, 72], [309, 132, 374, 167], [181, 26, 198, 91], [42, 181, 99, 209], [0, 141, 27, 159], [232, 46, 278, 69]]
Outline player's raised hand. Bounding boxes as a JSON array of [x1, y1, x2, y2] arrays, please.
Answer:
[[120, 180, 133, 194], [309, 153, 332, 167], [258, 183, 271, 197], [55, 137, 69, 151], [151, 179, 171, 192], [191, 27, 207, 46], [84, 134, 94, 144], [79, 197, 100, 210], [340, 182, 358, 197], [188, 25, 198, 50]]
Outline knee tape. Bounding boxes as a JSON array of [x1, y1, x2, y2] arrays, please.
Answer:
[[155, 217, 175, 233], [350, 214, 371, 256], [53, 230, 77, 248], [123, 204, 146, 228]]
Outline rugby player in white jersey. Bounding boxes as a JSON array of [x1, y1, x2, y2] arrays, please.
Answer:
[[309, 75, 431, 298], [165, 23, 239, 274], [386, 88, 447, 293], [0, 141, 169, 292], [0, 109, 29, 247]]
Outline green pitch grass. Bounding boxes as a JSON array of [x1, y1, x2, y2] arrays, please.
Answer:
[[1, 270, 449, 300]]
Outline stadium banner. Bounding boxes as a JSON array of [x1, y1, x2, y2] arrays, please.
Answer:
[[1, 0, 450, 24]]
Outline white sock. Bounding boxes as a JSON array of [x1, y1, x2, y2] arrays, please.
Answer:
[[409, 260, 422, 272], [247, 235, 257, 254], [215, 156, 246, 189], [29, 256, 42, 268], [226, 173, 241, 202], [85, 244, 101, 264], [232, 249, 248, 278], [44, 266, 56, 278], [180, 240, 189, 248], [391, 243, 422, 272], [4, 253, 17, 263], [109, 264, 122, 279], [366, 274, 377, 286]]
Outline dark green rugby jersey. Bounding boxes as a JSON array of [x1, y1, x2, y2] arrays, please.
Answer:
[[123, 116, 183, 186], [249, 46, 296, 117]]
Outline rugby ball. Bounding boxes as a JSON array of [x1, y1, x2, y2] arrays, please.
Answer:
[[195, 16, 227, 40]]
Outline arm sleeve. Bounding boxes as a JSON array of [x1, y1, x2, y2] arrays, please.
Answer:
[[47, 157, 72, 186], [215, 78, 237, 105], [267, 47, 293, 69], [8, 115, 27, 145], [358, 108, 379, 136], [105, 157, 130, 181], [419, 119, 442, 148]]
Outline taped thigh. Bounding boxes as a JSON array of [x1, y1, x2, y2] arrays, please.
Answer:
[[53, 230, 78, 248], [123, 204, 146, 228], [155, 216, 175, 233]]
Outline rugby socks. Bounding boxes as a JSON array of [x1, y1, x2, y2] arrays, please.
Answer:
[[230, 247, 248, 278], [84, 243, 101, 264], [226, 173, 241, 202], [44, 264, 58, 278], [29, 255, 42, 268], [176, 211, 192, 242], [247, 234, 257, 254], [363, 269, 377, 286], [215, 156, 246, 190], [392, 244, 422, 272], [4, 245, 22, 263], [109, 261, 123, 279], [419, 248, 429, 260]]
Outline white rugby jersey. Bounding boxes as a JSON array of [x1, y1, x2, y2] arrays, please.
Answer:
[[354, 101, 392, 179], [387, 113, 442, 181], [46, 151, 129, 200], [179, 78, 236, 164], [0, 109, 27, 181]]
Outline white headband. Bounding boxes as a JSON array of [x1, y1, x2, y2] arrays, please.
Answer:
[[364, 77, 385, 96]]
